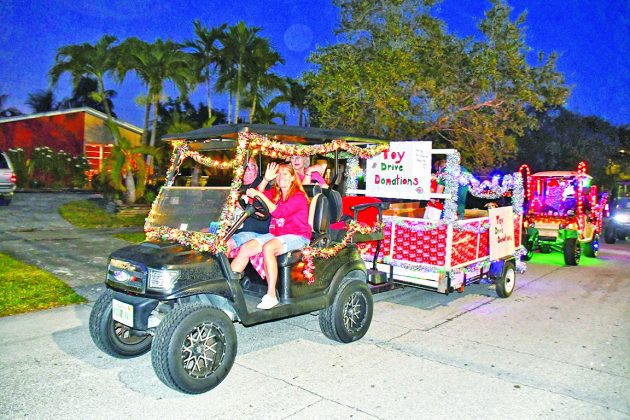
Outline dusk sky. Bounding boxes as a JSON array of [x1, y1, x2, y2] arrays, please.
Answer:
[[1, 0, 628, 128]]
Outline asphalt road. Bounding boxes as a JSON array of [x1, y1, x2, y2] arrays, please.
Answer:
[[0, 193, 628, 419]]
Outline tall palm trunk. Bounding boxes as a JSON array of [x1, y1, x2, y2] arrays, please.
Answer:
[[147, 95, 159, 167], [299, 107, 304, 127], [234, 58, 242, 124], [249, 80, 259, 123], [125, 170, 137, 204], [97, 77, 112, 119], [206, 71, 213, 121], [228, 92, 233, 123], [142, 93, 151, 146]]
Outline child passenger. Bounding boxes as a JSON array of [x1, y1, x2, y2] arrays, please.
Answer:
[[230, 162, 311, 310]]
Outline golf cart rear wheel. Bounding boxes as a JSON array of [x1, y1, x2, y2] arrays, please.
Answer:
[[495, 261, 516, 298], [319, 279, 373, 343], [604, 227, 616, 244], [563, 237, 581, 266], [89, 290, 153, 358], [151, 303, 236, 394], [583, 234, 599, 258]]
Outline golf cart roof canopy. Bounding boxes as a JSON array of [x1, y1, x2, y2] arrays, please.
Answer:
[[162, 124, 387, 151], [532, 171, 592, 179]]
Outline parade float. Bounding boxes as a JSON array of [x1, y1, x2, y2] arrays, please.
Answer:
[[518, 162, 606, 265]]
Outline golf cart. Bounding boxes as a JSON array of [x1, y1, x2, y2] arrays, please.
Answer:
[[519, 162, 606, 265], [89, 124, 388, 394], [603, 180, 630, 243]]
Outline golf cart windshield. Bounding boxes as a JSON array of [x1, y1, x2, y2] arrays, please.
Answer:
[[146, 186, 231, 232]]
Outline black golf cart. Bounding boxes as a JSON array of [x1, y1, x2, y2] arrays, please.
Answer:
[[89, 124, 388, 394]]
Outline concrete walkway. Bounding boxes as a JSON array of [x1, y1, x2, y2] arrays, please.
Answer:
[[0, 192, 628, 419]]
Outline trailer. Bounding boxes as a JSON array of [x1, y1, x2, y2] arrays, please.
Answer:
[[344, 142, 525, 297]]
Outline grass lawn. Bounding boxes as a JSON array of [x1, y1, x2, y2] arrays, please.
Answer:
[[59, 200, 146, 229], [0, 253, 86, 317], [113, 232, 147, 243]]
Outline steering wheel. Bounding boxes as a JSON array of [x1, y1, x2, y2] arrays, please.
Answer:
[[246, 195, 270, 221]]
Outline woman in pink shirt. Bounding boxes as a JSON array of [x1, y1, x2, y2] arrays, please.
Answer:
[[230, 162, 311, 309], [290, 155, 328, 187]]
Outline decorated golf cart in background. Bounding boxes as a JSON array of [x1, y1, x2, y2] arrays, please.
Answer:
[[89, 125, 393, 394], [344, 141, 526, 297], [518, 162, 606, 265]]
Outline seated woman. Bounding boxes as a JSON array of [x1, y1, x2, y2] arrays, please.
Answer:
[[227, 158, 271, 254], [230, 162, 312, 310], [290, 155, 329, 188]]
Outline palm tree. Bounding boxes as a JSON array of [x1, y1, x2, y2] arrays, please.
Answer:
[[59, 76, 117, 115], [0, 92, 22, 117], [217, 22, 262, 123], [244, 37, 284, 123], [271, 78, 309, 126], [253, 101, 285, 124], [100, 121, 159, 204], [118, 38, 193, 164], [26, 89, 60, 113], [49, 35, 119, 119], [184, 21, 226, 123]]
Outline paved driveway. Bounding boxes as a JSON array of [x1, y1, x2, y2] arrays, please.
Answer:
[[0, 192, 141, 301], [0, 192, 628, 418]]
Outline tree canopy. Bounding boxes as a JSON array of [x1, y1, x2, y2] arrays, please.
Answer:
[[305, 0, 569, 171]]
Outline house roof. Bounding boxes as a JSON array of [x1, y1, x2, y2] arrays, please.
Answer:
[[162, 123, 387, 146], [0, 107, 143, 134]]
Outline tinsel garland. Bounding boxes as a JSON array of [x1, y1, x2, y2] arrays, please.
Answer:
[[242, 132, 389, 160], [387, 216, 497, 234], [382, 245, 527, 276], [300, 221, 384, 284], [344, 157, 361, 194]]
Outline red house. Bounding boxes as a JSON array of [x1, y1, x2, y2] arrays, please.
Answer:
[[0, 107, 144, 173]]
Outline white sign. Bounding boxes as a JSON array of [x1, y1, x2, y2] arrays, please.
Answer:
[[489, 206, 515, 260], [365, 141, 432, 199]]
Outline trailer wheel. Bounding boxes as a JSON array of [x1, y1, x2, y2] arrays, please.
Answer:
[[604, 227, 616, 244], [583, 234, 599, 258], [151, 303, 237, 394], [319, 280, 373, 343], [563, 237, 581, 266], [495, 261, 516, 298]]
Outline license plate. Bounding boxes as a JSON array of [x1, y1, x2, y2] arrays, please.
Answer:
[[112, 299, 134, 327]]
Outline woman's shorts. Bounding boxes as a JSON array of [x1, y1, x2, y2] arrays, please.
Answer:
[[232, 232, 309, 253]]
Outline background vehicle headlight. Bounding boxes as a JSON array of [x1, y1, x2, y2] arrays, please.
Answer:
[[148, 269, 180, 289], [613, 213, 630, 223]]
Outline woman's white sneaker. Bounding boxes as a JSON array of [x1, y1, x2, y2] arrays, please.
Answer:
[[257, 294, 279, 310]]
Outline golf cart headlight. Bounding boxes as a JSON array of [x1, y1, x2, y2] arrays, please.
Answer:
[[148, 268, 180, 289]]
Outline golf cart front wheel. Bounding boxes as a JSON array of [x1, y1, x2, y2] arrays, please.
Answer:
[[563, 237, 581, 266], [89, 290, 153, 358], [151, 303, 237, 394]]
